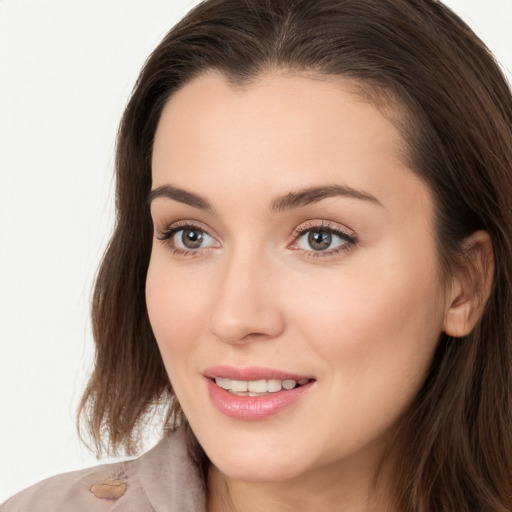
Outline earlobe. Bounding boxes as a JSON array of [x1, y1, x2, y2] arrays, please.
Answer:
[[443, 230, 494, 338]]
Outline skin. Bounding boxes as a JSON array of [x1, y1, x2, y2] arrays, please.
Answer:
[[146, 72, 480, 512]]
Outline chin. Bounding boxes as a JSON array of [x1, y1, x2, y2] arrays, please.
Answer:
[[211, 452, 310, 483], [195, 428, 316, 483]]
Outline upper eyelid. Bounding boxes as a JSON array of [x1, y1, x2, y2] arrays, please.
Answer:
[[290, 223, 357, 260], [292, 219, 356, 238], [155, 218, 357, 246], [156, 223, 220, 252], [154, 221, 216, 246], [157, 219, 215, 235]]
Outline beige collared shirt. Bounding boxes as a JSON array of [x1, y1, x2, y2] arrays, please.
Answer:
[[1, 428, 207, 512]]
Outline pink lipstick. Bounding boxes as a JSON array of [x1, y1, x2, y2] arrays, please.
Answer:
[[204, 366, 315, 421]]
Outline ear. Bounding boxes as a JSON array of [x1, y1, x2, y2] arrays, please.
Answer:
[[443, 230, 494, 338]]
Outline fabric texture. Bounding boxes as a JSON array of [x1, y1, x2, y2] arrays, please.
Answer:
[[1, 427, 207, 512]]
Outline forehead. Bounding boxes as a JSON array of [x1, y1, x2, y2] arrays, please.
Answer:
[[155, 71, 403, 136], [151, 71, 431, 224]]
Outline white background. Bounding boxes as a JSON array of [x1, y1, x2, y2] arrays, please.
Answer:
[[0, 0, 511, 503]]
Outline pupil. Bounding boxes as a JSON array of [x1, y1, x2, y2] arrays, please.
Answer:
[[308, 230, 331, 251], [182, 229, 203, 249]]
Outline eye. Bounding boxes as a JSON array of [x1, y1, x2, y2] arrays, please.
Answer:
[[156, 222, 219, 254], [291, 221, 356, 256], [174, 227, 214, 250], [296, 229, 347, 252]]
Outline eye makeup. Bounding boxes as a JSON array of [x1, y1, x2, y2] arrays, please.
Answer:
[[155, 219, 220, 257], [289, 219, 357, 259], [154, 218, 357, 259]]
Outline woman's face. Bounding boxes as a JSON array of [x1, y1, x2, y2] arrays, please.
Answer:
[[146, 72, 452, 483]]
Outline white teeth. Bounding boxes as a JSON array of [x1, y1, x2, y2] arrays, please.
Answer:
[[216, 377, 231, 390], [214, 377, 310, 393], [231, 380, 248, 392], [247, 379, 267, 393], [282, 379, 296, 390], [267, 379, 282, 392]]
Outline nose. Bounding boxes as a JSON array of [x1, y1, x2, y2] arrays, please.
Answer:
[[208, 248, 285, 345]]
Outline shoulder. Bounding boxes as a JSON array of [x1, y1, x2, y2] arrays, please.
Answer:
[[1, 428, 206, 512], [1, 458, 138, 512]]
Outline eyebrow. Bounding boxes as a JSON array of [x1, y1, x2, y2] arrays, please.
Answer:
[[270, 184, 382, 212], [148, 185, 213, 211], [148, 183, 382, 212]]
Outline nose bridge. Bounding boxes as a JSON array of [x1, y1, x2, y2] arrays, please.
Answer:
[[208, 242, 283, 344]]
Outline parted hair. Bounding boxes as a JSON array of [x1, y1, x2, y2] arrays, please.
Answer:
[[78, 1, 512, 510]]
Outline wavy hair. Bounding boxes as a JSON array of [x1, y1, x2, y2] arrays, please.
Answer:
[[78, 1, 512, 510]]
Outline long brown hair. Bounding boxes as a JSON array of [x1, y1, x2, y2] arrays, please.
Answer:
[[78, 1, 512, 510]]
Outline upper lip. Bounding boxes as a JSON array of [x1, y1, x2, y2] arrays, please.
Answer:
[[203, 365, 314, 381]]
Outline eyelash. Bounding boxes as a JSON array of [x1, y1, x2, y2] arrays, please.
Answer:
[[156, 221, 215, 258], [155, 220, 357, 259], [291, 220, 357, 259]]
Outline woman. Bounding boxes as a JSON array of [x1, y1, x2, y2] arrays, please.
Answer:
[[3, 0, 512, 510]]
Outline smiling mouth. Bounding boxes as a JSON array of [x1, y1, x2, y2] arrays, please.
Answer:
[[213, 377, 313, 397]]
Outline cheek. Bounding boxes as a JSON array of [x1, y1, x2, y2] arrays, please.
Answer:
[[286, 250, 445, 418], [145, 253, 212, 373], [289, 254, 442, 337], [304, 271, 442, 354]]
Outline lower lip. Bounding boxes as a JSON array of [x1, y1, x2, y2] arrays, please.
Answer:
[[206, 379, 313, 421]]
